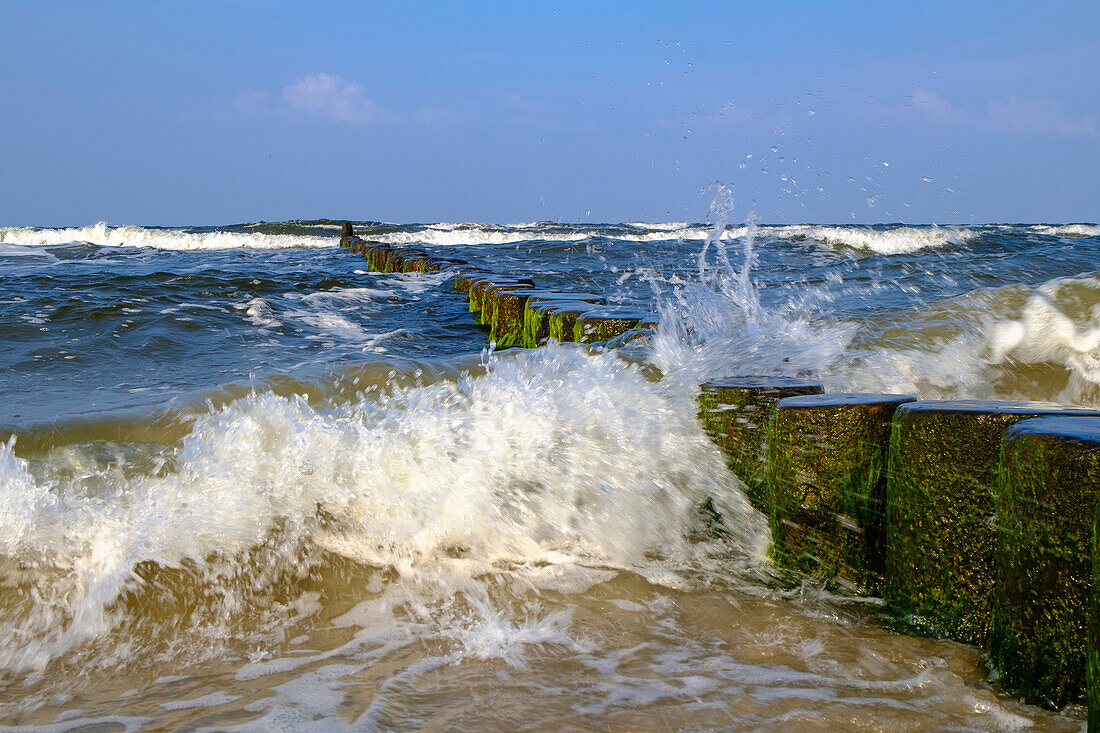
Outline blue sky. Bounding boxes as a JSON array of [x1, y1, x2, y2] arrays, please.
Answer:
[[1, 1, 1097, 225]]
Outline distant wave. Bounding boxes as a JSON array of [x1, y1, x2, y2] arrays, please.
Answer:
[[1030, 224, 1100, 238], [366, 223, 715, 246], [7, 220, 1094, 254], [367, 222, 977, 254], [0, 223, 332, 251], [770, 225, 977, 254]]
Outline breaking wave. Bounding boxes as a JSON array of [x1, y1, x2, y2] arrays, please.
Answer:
[[0, 223, 332, 251]]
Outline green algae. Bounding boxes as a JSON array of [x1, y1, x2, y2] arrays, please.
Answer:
[[401, 256, 434, 273], [696, 378, 824, 512], [383, 249, 427, 273], [365, 245, 393, 272], [990, 416, 1100, 710], [517, 293, 605, 348], [488, 289, 534, 343], [884, 401, 1100, 648], [765, 393, 915, 595], [547, 305, 592, 343], [573, 311, 643, 344], [518, 300, 591, 348], [521, 303, 550, 348], [1091, 498, 1100, 731], [480, 283, 530, 326], [467, 279, 498, 313], [467, 278, 533, 315]]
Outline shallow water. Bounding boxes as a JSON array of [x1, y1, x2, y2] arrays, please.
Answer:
[[0, 217, 1096, 729]]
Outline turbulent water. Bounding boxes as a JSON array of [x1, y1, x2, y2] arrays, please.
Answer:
[[0, 214, 1098, 730]]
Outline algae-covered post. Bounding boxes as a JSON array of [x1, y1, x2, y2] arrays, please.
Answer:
[[766, 392, 915, 595], [884, 400, 1100, 648], [522, 299, 600, 348], [520, 292, 605, 348], [573, 307, 648, 345], [990, 416, 1100, 711], [486, 287, 535, 346], [696, 377, 824, 512]]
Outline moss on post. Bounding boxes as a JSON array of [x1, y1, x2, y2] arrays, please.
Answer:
[[696, 378, 824, 512], [487, 288, 534, 344], [422, 257, 468, 273], [547, 305, 594, 343], [990, 416, 1100, 710], [382, 251, 406, 273], [885, 401, 1100, 648], [366, 245, 394, 272], [401, 255, 434, 273], [467, 277, 534, 314], [383, 249, 426, 273], [467, 278, 500, 313], [480, 283, 531, 326], [573, 308, 648, 344], [519, 300, 594, 348], [453, 270, 492, 294], [1091, 499, 1100, 731], [766, 393, 916, 595]]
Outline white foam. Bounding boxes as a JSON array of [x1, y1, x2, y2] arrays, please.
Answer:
[[774, 225, 976, 254], [0, 243, 59, 260], [238, 298, 281, 328], [831, 274, 1100, 406], [0, 346, 765, 673], [1031, 224, 1100, 238], [369, 222, 716, 246], [0, 221, 987, 254], [0, 715, 153, 732], [0, 223, 331, 251], [160, 691, 241, 710]]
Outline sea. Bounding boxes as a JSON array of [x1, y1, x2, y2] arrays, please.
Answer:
[[1, 200, 1098, 730]]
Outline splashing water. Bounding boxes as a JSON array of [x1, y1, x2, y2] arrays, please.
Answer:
[[0, 345, 767, 677], [651, 184, 857, 385]]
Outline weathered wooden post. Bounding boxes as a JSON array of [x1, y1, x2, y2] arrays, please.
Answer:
[[990, 416, 1100, 710], [696, 377, 824, 512], [766, 392, 916, 594], [885, 401, 1100, 647]]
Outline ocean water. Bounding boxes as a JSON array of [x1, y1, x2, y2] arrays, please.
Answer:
[[0, 213, 1098, 730]]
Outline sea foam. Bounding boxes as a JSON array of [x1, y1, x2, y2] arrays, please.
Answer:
[[0, 346, 765, 673], [0, 223, 331, 251]]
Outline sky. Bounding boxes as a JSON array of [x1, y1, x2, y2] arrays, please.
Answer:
[[1, 1, 1097, 226]]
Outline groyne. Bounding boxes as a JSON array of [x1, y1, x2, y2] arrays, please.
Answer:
[[339, 225, 1100, 721]]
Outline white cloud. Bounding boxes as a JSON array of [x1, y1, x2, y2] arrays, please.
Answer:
[[908, 88, 1094, 137], [909, 89, 958, 122], [986, 97, 1095, 136], [281, 73, 395, 124]]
